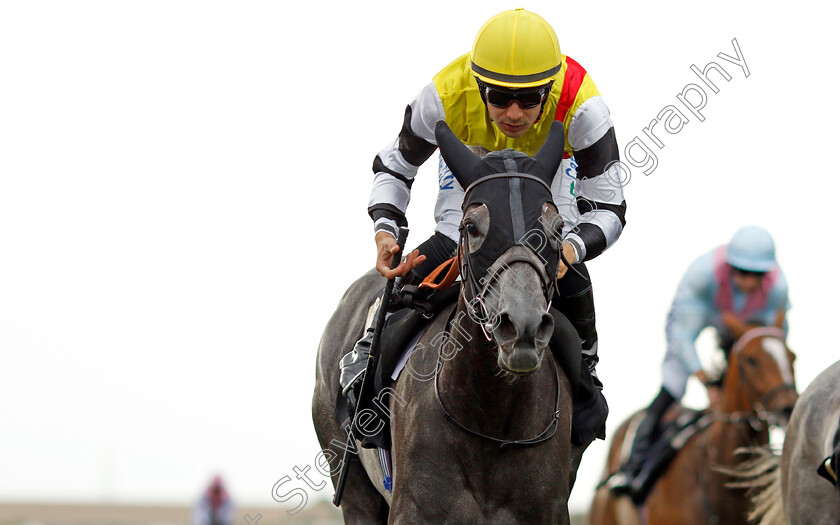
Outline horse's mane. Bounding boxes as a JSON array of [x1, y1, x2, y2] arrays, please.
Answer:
[[721, 446, 785, 525]]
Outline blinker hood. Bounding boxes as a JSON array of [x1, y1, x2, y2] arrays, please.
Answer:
[[434, 120, 566, 283]]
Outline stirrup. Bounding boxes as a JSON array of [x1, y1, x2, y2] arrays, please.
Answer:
[[604, 470, 632, 494]]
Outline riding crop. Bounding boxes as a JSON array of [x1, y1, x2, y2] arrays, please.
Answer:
[[333, 226, 409, 506]]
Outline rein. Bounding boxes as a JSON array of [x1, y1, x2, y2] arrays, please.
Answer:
[[704, 410, 777, 432], [434, 341, 562, 449]]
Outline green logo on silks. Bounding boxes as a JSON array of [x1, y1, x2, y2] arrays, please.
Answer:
[[567, 155, 578, 197]]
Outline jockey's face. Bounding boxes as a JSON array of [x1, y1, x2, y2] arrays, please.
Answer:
[[732, 266, 764, 294], [486, 101, 542, 138]]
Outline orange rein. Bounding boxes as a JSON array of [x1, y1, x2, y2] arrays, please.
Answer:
[[419, 256, 460, 291]]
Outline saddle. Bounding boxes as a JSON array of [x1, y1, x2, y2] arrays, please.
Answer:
[[332, 279, 461, 449], [335, 300, 606, 454]]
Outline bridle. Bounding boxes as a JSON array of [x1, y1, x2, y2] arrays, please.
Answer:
[[434, 171, 563, 447], [459, 243, 556, 342], [434, 341, 562, 448], [457, 173, 559, 338], [726, 326, 796, 426]]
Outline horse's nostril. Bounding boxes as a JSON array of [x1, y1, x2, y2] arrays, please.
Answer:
[[537, 312, 554, 344], [494, 312, 516, 343], [494, 309, 552, 352]]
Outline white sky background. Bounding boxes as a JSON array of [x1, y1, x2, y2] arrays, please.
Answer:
[[1, 0, 837, 516]]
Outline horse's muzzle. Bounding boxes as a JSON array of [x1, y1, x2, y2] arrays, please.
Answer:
[[493, 309, 554, 374]]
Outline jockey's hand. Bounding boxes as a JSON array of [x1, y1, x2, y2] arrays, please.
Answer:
[[375, 231, 426, 279], [556, 241, 577, 280], [696, 370, 721, 408], [720, 311, 740, 328]]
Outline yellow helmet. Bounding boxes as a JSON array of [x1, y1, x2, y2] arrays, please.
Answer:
[[470, 8, 562, 89]]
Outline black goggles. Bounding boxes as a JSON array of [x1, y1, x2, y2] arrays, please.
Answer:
[[479, 81, 550, 109]]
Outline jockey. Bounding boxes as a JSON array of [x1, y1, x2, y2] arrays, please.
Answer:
[[609, 225, 791, 496], [339, 8, 627, 441]]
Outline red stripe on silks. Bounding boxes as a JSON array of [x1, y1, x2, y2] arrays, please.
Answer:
[[554, 56, 587, 123], [563, 152, 571, 159]]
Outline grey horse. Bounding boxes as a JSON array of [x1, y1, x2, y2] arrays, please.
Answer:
[[312, 121, 582, 524]]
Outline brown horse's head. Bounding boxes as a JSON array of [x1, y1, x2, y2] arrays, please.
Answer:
[[435, 120, 566, 374], [721, 313, 798, 422]]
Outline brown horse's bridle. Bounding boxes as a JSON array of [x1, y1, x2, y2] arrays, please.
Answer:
[[727, 327, 796, 427]]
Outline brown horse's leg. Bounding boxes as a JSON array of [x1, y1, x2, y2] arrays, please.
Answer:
[[588, 420, 634, 525], [644, 444, 706, 525]]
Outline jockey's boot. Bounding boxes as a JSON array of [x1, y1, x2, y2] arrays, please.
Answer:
[[338, 297, 383, 415], [339, 326, 374, 413], [606, 387, 675, 497], [337, 271, 426, 418], [556, 286, 600, 383]]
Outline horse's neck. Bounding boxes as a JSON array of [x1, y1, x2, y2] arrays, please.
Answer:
[[706, 363, 769, 465], [700, 386, 769, 519], [706, 417, 767, 464], [437, 300, 553, 436]]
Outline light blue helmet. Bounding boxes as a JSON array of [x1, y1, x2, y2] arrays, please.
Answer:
[[726, 226, 776, 272]]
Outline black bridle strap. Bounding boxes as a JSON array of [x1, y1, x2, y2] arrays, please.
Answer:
[[433, 322, 562, 449], [463, 172, 552, 196], [461, 251, 556, 331], [459, 227, 555, 317]]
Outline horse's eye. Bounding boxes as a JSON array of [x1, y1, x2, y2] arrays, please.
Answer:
[[465, 222, 479, 236], [746, 356, 758, 367]]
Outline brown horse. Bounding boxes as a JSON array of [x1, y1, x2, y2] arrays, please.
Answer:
[[731, 359, 840, 525], [589, 316, 798, 525], [313, 121, 583, 524]]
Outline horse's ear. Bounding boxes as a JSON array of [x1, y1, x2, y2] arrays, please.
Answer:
[[435, 120, 481, 188], [534, 121, 566, 183], [721, 311, 749, 340]]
